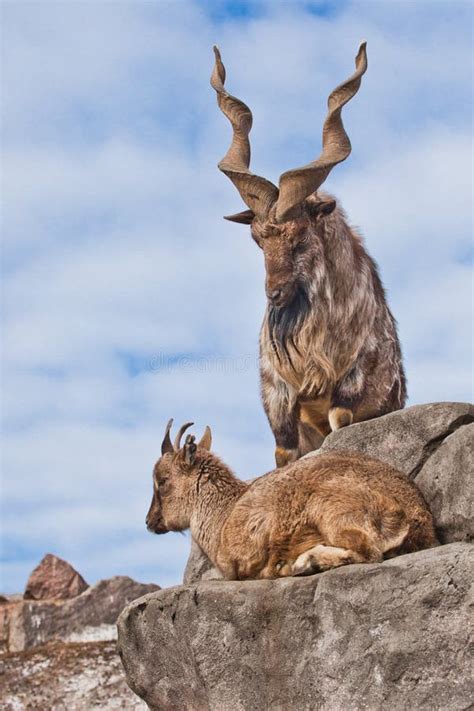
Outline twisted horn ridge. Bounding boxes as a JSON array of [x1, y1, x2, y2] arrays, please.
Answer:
[[174, 422, 194, 451], [276, 42, 368, 223], [211, 46, 278, 219], [161, 418, 174, 455]]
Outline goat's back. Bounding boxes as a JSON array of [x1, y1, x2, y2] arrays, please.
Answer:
[[242, 451, 435, 547]]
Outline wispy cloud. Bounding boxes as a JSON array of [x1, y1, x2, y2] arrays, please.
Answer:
[[1, 0, 472, 592]]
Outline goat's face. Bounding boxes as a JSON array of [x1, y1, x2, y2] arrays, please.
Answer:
[[146, 421, 212, 535], [249, 196, 336, 308], [212, 42, 367, 301], [146, 453, 194, 534]]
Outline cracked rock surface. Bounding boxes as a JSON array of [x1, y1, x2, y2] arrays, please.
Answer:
[[118, 544, 473, 711], [118, 402, 474, 710]]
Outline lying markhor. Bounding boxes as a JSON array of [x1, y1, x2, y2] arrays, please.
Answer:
[[147, 420, 437, 580]]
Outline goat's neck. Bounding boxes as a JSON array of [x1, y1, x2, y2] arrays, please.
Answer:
[[319, 213, 373, 301], [190, 458, 247, 562]]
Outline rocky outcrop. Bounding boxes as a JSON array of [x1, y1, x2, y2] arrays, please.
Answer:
[[414, 422, 473, 544], [118, 402, 474, 710], [2, 575, 160, 654], [1, 641, 147, 710], [1, 558, 159, 711], [24, 553, 88, 601], [118, 543, 473, 711]]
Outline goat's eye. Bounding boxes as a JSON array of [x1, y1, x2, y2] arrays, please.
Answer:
[[293, 232, 309, 251], [158, 478, 168, 488]]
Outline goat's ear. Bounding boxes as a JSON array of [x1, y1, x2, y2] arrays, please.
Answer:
[[315, 198, 336, 218], [224, 209, 255, 225], [184, 434, 197, 466], [198, 426, 212, 451]]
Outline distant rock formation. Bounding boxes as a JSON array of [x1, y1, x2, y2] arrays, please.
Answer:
[[1, 556, 159, 710], [118, 402, 473, 711], [24, 553, 88, 601]]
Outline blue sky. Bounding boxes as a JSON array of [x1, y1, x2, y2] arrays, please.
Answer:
[[1, 0, 472, 592]]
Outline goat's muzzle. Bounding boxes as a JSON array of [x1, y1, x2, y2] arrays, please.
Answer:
[[266, 283, 296, 308], [146, 517, 169, 535]]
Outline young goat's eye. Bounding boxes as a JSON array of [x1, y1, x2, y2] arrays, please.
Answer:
[[158, 478, 168, 488]]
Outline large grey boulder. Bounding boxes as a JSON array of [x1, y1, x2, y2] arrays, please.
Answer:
[[414, 423, 473, 544], [118, 543, 473, 711], [184, 402, 473, 581], [317, 401, 473, 479]]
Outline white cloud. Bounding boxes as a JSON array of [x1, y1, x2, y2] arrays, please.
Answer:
[[2, 0, 472, 593]]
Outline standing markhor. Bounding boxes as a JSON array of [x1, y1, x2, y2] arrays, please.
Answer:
[[211, 43, 406, 467]]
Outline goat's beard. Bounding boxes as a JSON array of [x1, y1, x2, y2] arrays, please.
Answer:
[[267, 284, 310, 365]]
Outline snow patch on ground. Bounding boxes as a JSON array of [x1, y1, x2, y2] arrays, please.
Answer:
[[66, 624, 117, 643]]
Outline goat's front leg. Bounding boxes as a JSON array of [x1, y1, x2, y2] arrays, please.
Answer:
[[260, 365, 299, 467], [329, 361, 365, 432], [291, 545, 362, 575]]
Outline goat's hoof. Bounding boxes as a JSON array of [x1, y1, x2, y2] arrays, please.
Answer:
[[275, 447, 299, 468], [275, 560, 292, 577], [291, 552, 319, 577], [328, 407, 353, 432]]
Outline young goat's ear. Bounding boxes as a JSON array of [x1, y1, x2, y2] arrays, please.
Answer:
[[198, 425, 212, 451], [184, 434, 197, 466]]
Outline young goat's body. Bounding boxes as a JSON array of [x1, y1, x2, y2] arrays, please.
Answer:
[[147, 423, 437, 581], [208, 452, 434, 579]]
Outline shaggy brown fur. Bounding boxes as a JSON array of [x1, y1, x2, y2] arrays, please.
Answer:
[[211, 43, 406, 466], [146, 422, 437, 580], [257, 193, 406, 466]]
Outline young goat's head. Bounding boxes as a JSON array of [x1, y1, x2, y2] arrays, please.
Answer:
[[146, 419, 212, 535], [211, 42, 367, 309]]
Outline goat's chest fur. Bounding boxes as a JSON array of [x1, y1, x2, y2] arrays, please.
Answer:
[[259, 219, 406, 447]]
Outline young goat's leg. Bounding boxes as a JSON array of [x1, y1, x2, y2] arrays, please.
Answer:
[[291, 528, 384, 576], [292, 512, 410, 576]]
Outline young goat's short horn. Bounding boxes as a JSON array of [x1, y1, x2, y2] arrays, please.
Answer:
[[161, 418, 174, 455], [174, 422, 194, 451]]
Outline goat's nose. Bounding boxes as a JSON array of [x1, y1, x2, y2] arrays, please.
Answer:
[[269, 288, 282, 303], [145, 516, 150, 527]]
